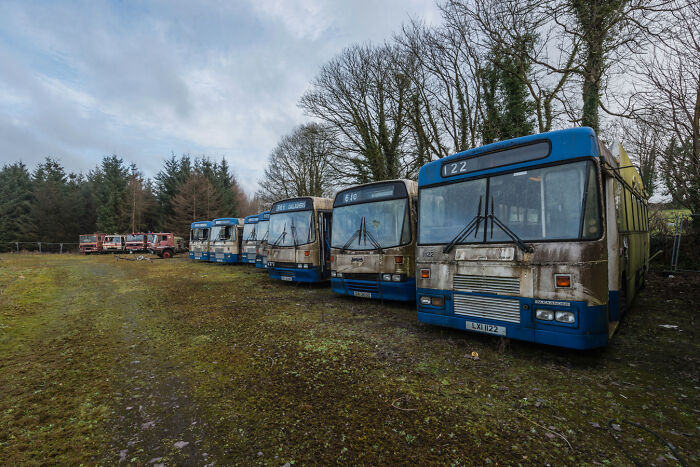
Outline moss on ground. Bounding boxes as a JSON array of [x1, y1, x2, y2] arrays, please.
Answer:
[[0, 253, 697, 465]]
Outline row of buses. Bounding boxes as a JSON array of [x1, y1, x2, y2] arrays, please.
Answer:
[[192, 128, 649, 349]]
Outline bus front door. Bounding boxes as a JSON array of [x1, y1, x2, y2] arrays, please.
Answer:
[[318, 211, 332, 279]]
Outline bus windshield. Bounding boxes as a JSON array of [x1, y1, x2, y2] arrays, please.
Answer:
[[191, 228, 208, 241], [257, 220, 269, 241], [332, 198, 410, 250], [269, 210, 315, 247], [243, 223, 257, 241], [126, 234, 143, 242], [210, 226, 233, 241], [419, 160, 601, 244], [80, 235, 97, 243]]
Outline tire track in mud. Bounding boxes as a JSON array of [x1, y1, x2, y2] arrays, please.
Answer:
[[83, 262, 216, 465]]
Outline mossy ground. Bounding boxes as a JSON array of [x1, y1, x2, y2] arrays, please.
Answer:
[[0, 253, 697, 465]]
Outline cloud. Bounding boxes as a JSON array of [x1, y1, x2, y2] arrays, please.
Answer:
[[0, 0, 441, 193]]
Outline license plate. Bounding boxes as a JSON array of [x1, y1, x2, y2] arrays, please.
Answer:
[[281, 276, 293, 281], [353, 291, 372, 298], [465, 320, 506, 336]]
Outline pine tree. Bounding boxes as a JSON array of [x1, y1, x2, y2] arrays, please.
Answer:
[[30, 158, 70, 242], [165, 173, 224, 238], [0, 162, 34, 248], [95, 155, 130, 233]]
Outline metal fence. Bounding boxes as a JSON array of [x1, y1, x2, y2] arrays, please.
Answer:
[[650, 214, 700, 272], [0, 242, 81, 254]]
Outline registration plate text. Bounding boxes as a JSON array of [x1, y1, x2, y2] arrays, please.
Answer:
[[465, 320, 506, 336], [281, 276, 293, 281], [353, 291, 372, 298]]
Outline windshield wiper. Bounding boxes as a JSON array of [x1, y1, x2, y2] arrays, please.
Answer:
[[290, 219, 299, 248], [248, 226, 257, 241], [340, 217, 364, 253], [362, 218, 383, 254], [487, 197, 533, 253], [272, 223, 288, 246], [443, 196, 484, 254]]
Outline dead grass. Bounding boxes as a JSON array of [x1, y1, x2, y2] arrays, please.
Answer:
[[0, 254, 697, 465]]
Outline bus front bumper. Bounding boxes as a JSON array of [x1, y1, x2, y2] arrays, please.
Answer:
[[255, 256, 268, 269], [208, 253, 239, 263], [190, 251, 210, 261], [268, 266, 323, 283], [240, 253, 257, 264], [331, 277, 416, 301], [416, 288, 609, 350]]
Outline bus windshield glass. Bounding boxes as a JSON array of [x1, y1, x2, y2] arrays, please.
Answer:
[[191, 228, 208, 241], [80, 235, 97, 243], [243, 223, 257, 241], [419, 160, 601, 244], [332, 199, 410, 250], [210, 226, 233, 241], [269, 210, 315, 247], [126, 234, 143, 242], [257, 220, 269, 241]]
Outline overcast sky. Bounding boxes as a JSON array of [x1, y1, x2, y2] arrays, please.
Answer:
[[0, 0, 441, 193]]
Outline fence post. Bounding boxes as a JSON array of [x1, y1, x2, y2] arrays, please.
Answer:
[[38, 242, 42, 253], [60, 243, 63, 254], [15, 242, 19, 253]]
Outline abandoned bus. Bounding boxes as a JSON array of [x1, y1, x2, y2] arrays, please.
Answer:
[[416, 127, 649, 349], [240, 214, 259, 264], [255, 210, 270, 269], [330, 180, 418, 301], [79, 233, 105, 254], [103, 234, 125, 253], [208, 218, 242, 263], [267, 197, 333, 283], [189, 221, 212, 261], [125, 233, 148, 253]]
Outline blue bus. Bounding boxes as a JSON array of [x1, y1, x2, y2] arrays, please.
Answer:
[[240, 214, 259, 264], [416, 127, 649, 349], [330, 180, 418, 301], [189, 221, 212, 261], [255, 210, 270, 269], [267, 197, 333, 283], [208, 218, 243, 263]]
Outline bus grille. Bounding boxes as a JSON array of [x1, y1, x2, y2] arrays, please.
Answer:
[[453, 275, 520, 296], [346, 280, 380, 293], [453, 294, 521, 323]]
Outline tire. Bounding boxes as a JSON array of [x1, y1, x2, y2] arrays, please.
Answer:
[[162, 249, 173, 259]]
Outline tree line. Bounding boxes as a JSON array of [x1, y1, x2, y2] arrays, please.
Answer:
[[0, 154, 251, 247], [257, 0, 699, 224]]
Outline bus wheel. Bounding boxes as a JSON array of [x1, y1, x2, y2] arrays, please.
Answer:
[[162, 249, 173, 259]]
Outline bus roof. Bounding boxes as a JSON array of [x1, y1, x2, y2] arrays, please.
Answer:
[[257, 210, 270, 220], [191, 220, 213, 228], [271, 196, 333, 213], [244, 214, 259, 224], [419, 127, 601, 187], [211, 218, 240, 226], [333, 179, 418, 207]]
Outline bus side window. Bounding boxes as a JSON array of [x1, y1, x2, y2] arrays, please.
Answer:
[[614, 180, 624, 231]]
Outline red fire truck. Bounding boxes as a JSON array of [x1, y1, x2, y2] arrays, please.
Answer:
[[148, 233, 186, 258], [79, 234, 105, 254], [125, 233, 148, 253]]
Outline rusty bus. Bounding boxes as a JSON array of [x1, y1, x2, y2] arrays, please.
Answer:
[[254, 210, 270, 269], [208, 218, 243, 264], [125, 233, 148, 253], [330, 180, 418, 301], [267, 197, 333, 283], [79, 234, 105, 254], [102, 234, 125, 253], [415, 127, 649, 349], [240, 214, 259, 264], [189, 221, 212, 261], [148, 233, 185, 258]]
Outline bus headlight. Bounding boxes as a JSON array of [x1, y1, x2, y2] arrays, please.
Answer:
[[391, 274, 401, 282], [382, 273, 392, 281], [555, 311, 576, 324], [535, 309, 554, 321], [420, 296, 431, 305], [297, 264, 303, 268], [331, 271, 337, 277], [337, 272, 343, 278]]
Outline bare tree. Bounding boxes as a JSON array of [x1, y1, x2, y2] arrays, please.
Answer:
[[256, 123, 337, 206], [300, 44, 413, 183], [635, 0, 699, 214]]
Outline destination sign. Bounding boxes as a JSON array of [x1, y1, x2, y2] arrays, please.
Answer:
[[260, 212, 270, 220], [214, 219, 236, 226], [192, 222, 210, 228], [334, 182, 407, 207], [441, 140, 550, 178], [272, 199, 311, 212]]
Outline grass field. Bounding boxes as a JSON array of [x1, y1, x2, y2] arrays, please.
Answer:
[[0, 254, 698, 465]]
